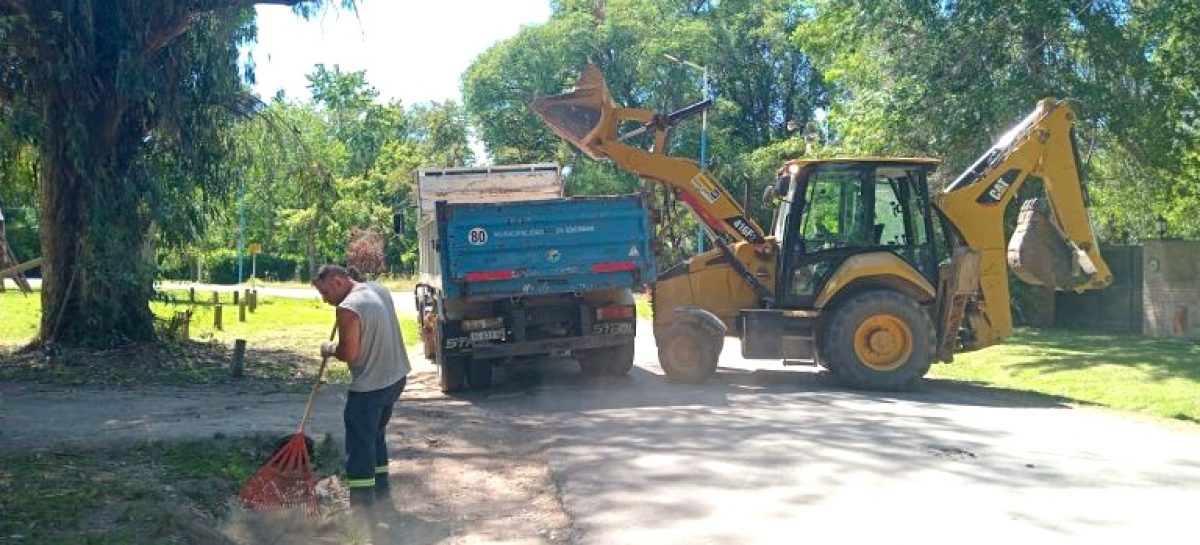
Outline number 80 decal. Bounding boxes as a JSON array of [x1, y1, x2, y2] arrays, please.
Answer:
[[468, 227, 488, 245]]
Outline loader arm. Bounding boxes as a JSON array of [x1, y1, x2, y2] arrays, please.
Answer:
[[935, 99, 1113, 351], [532, 64, 767, 246]]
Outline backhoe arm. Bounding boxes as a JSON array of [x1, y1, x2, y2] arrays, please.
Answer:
[[532, 64, 767, 245], [935, 99, 1113, 350]]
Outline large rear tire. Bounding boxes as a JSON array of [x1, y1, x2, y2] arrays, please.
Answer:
[[438, 355, 468, 393], [822, 290, 935, 390], [656, 321, 721, 384], [578, 341, 635, 376], [435, 321, 468, 393]]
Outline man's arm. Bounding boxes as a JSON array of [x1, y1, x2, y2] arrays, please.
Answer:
[[333, 307, 362, 365]]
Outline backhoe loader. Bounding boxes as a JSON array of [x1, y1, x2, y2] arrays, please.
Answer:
[[532, 64, 1113, 389]]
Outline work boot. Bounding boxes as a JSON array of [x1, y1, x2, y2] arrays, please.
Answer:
[[349, 488, 376, 514]]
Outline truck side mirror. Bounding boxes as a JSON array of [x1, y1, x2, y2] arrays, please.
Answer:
[[762, 185, 777, 204]]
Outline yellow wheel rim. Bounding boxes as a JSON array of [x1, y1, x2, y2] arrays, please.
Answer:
[[853, 314, 913, 371]]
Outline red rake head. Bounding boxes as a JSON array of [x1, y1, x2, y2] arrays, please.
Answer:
[[239, 433, 320, 519]]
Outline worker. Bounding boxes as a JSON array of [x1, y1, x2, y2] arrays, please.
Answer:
[[312, 264, 410, 514]]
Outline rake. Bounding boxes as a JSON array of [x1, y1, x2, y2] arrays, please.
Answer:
[[239, 325, 336, 518]]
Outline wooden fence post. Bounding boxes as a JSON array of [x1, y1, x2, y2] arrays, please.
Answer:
[[214, 305, 223, 330], [232, 339, 246, 378]]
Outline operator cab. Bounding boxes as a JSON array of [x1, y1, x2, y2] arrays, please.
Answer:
[[771, 158, 941, 309]]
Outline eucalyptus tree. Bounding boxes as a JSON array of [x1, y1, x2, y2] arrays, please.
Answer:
[[0, 0, 353, 346]]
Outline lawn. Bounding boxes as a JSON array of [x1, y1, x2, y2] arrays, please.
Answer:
[[930, 328, 1200, 423], [0, 289, 421, 387], [0, 435, 358, 545]]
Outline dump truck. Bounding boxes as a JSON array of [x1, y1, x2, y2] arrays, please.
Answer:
[[532, 64, 1112, 389], [413, 163, 657, 392]]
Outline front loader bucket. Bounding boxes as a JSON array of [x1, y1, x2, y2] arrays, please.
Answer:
[[1007, 198, 1091, 290], [531, 64, 618, 160]]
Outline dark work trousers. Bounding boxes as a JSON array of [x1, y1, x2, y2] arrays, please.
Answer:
[[344, 377, 405, 506]]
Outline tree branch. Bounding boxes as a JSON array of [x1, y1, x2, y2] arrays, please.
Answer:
[[144, 0, 312, 54], [146, 13, 195, 54]]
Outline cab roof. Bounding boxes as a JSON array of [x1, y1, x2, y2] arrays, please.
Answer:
[[779, 157, 941, 174]]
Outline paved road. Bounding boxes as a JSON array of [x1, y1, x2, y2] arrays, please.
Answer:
[[463, 325, 1200, 544]]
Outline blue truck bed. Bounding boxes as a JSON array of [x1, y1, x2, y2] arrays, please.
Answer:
[[431, 195, 656, 299]]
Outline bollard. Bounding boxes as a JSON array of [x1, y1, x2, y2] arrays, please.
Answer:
[[239, 300, 246, 323], [214, 304, 223, 330], [248, 290, 257, 313], [232, 339, 246, 378], [212, 291, 219, 305], [233, 290, 239, 305], [189, 287, 195, 305]]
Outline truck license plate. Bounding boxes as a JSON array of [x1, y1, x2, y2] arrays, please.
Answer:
[[592, 322, 634, 335], [469, 329, 505, 342]]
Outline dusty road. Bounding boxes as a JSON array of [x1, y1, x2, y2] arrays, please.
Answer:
[[4, 322, 1200, 544], [468, 330, 1200, 544]]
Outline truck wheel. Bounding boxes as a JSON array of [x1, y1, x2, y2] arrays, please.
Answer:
[[656, 322, 721, 384], [822, 290, 934, 390], [577, 341, 635, 376], [467, 358, 493, 389], [435, 321, 468, 393], [438, 356, 468, 393]]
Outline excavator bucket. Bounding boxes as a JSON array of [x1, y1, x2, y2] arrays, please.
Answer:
[[1007, 198, 1092, 290], [531, 64, 619, 161]]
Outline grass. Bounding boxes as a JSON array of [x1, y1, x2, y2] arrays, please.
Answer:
[[0, 290, 39, 344], [930, 328, 1200, 423], [633, 293, 653, 319], [0, 289, 420, 387], [0, 435, 344, 545]]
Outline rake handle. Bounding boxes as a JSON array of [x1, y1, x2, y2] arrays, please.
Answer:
[[297, 323, 338, 433]]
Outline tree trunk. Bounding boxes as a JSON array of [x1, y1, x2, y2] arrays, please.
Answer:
[[35, 55, 155, 347]]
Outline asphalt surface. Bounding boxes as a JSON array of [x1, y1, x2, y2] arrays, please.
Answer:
[[463, 326, 1200, 544]]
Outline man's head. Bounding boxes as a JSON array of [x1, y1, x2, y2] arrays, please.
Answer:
[[312, 265, 359, 305]]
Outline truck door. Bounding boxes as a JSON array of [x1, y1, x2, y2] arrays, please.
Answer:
[[779, 164, 938, 308]]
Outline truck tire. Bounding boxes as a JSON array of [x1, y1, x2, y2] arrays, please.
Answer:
[[467, 358, 493, 389], [577, 341, 635, 376], [434, 321, 468, 393], [438, 355, 468, 393], [656, 321, 721, 384], [821, 290, 935, 390]]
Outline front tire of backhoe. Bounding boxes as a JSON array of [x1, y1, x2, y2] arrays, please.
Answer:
[[822, 290, 934, 391], [656, 322, 721, 384]]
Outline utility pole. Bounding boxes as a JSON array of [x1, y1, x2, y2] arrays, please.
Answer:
[[237, 179, 245, 284], [664, 53, 710, 254]]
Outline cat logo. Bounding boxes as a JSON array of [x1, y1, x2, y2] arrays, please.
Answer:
[[977, 169, 1021, 206]]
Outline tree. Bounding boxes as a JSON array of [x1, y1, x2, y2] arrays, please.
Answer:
[[0, 0, 352, 347], [794, 0, 1198, 240]]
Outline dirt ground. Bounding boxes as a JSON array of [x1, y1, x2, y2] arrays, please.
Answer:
[[0, 358, 574, 545]]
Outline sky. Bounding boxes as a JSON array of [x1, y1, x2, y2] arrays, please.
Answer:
[[247, 0, 552, 106]]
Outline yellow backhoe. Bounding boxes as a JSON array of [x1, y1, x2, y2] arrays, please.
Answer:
[[532, 64, 1112, 389]]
